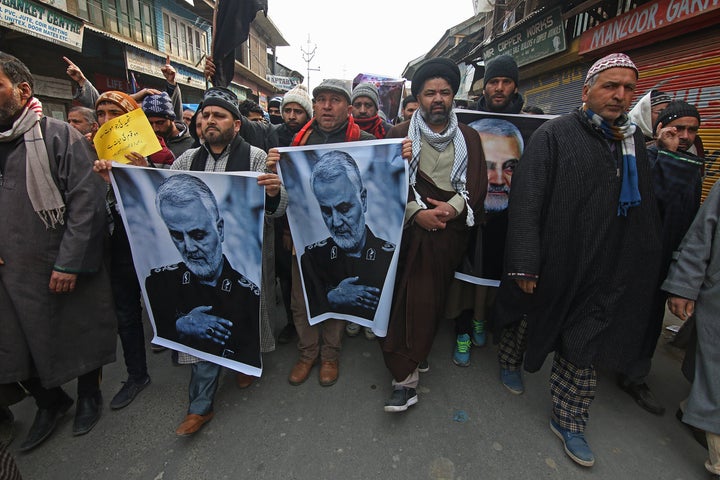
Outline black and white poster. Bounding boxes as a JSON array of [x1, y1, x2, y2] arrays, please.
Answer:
[[454, 110, 554, 286], [110, 166, 265, 376], [278, 139, 407, 336]]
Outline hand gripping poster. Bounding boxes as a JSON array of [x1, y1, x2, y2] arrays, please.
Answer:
[[453, 110, 554, 286], [277, 139, 407, 337], [110, 166, 265, 376]]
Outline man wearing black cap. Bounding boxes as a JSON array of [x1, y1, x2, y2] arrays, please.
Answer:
[[380, 57, 486, 413], [478, 54, 524, 114], [268, 79, 374, 389], [167, 86, 287, 436], [268, 96, 283, 125], [618, 100, 704, 415]]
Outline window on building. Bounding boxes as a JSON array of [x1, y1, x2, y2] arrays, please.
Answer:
[[162, 10, 209, 64], [85, 0, 155, 46]]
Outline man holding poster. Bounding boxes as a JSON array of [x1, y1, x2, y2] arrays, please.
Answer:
[[300, 150, 395, 320]]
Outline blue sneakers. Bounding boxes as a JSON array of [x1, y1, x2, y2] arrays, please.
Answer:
[[550, 418, 595, 467], [471, 318, 486, 347], [500, 368, 524, 394], [452, 334, 471, 367]]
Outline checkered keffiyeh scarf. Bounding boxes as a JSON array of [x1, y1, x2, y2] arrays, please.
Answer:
[[407, 109, 474, 226], [583, 106, 640, 216], [0, 97, 65, 228]]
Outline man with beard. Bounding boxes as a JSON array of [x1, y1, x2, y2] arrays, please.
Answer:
[[617, 100, 704, 415], [381, 57, 485, 412], [0, 52, 116, 449], [351, 82, 393, 139], [477, 54, 524, 114], [142, 91, 194, 159], [151, 86, 286, 435], [447, 54, 526, 366], [300, 150, 395, 320]]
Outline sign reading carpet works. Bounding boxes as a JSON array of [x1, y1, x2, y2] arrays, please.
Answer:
[[483, 7, 566, 67], [0, 0, 83, 51]]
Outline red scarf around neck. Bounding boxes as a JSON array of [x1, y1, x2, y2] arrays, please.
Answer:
[[354, 115, 386, 139], [291, 115, 361, 146]]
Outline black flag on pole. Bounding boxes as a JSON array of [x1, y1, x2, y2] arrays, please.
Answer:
[[212, 0, 268, 87]]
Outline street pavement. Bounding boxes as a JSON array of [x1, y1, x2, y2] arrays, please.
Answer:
[[7, 305, 710, 480]]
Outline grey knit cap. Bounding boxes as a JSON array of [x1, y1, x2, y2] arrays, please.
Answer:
[[313, 79, 351, 104], [351, 82, 380, 109]]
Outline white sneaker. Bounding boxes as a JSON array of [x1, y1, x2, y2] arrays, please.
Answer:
[[364, 327, 376, 340], [345, 322, 361, 337]]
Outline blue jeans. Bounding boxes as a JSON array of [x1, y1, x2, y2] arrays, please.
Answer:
[[110, 212, 148, 382], [188, 362, 221, 415]]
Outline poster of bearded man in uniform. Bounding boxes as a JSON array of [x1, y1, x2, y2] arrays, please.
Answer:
[[278, 139, 407, 337], [110, 166, 265, 375], [453, 110, 553, 286]]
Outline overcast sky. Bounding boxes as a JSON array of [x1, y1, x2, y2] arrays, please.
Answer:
[[266, 0, 476, 90]]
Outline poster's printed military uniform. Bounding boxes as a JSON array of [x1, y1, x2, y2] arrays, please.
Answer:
[[145, 256, 261, 368], [300, 227, 394, 320]]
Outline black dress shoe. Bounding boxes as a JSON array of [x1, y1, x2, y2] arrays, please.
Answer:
[[619, 381, 665, 415], [19, 394, 74, 451], [72, 392, 102, 436], [110, 376, 151, 410]]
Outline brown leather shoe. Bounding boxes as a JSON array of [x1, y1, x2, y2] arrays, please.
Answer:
[[235, 372, 254, 389], [288, 358, 316, 386], [319, 360, 339, 387], [175, 412, 214, 436]]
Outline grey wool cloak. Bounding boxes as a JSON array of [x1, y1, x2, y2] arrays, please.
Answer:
[[0, 117, 117, 388], [495, 109, 662, 373], [662, 181, 720, 435]]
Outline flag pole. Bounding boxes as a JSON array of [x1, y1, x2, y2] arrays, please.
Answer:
[[207, 0, 218, 89]]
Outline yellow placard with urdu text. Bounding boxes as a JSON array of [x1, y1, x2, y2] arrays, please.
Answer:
[[93, 109, 161, 163]]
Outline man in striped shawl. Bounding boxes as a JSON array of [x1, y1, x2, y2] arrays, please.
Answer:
[[494, 53, 662, 467]]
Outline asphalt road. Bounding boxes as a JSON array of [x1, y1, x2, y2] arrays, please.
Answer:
[[7, 305, 710, 480]]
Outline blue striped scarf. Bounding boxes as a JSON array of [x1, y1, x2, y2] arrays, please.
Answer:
[[583, 106, 640, 216]]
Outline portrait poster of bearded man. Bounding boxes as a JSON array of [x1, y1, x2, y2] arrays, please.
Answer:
[[453, 110, 553, 286], [110, 166, 265, 376], [278, 139, 407, 337]]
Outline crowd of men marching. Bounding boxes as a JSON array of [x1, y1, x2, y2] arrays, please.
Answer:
[[0, 48, 718, 478]]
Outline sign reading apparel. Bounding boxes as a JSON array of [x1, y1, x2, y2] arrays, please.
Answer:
[[482, 7, 566, 67], [0, 0, 84, 51], [579, 0, 720, 54]]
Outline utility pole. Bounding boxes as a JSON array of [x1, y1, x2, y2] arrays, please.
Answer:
[[301, 34, 320, 91]]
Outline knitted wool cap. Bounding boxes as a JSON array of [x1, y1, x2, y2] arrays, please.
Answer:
[[313, 79, 351, 103], [654, 100, 701, 130], [650, 90, 672, 107], [411, 57, 460, 97], [95, 91, 139, 113], [282, 84, 313, 117], [142, 92, 175, 119], [269, 96, 283, 108], [202, 87, 241, 119], [484, 54, 519, 85], [585, 53, 638, 84], [351, 82, 380, 109]]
